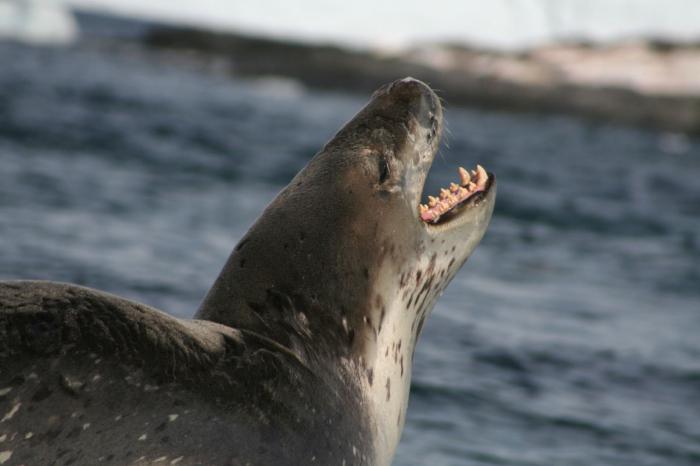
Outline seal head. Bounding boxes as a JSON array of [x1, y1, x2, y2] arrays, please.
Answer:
[[197, 77, 497, 465]]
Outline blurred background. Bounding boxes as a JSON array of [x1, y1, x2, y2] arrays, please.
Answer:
[[1, 1, 699, 465]]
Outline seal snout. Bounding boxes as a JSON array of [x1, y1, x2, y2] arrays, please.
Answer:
[[382, 77, 441, 131]]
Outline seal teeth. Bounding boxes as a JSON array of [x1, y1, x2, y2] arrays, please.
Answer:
[[476, 164, 488, 186], [458, 167, 471, 186], [421, 163, 490, 223]]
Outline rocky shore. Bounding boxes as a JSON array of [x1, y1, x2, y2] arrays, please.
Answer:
[[141, 26, 700, 134]]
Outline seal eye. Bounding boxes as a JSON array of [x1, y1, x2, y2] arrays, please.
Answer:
[[378, 155, 390, 184]]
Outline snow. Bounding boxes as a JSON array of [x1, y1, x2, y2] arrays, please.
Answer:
[[64, 0, 700, 51]]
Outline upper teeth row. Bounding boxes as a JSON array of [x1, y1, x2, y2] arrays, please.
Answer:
[[419, 164, 488, 222]]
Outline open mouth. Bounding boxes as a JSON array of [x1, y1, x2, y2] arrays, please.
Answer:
[[419, 164, 493, 225]]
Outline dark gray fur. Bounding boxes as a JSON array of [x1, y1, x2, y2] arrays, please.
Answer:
[[0, 78, 496, 466], [0, 281, 371, 465]]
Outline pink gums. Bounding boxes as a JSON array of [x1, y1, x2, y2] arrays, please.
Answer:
[[420, 184, 486, 223]]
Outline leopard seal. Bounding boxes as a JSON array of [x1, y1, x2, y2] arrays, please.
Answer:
[[0, 77, 496, 466]]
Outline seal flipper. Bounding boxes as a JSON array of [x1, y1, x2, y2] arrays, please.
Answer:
[[0, 281, 366, 466], [0, 280, 239, 372], [0, 281, 256, 465]]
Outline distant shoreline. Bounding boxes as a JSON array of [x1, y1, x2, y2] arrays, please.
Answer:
[[76, 11, 700, 134]]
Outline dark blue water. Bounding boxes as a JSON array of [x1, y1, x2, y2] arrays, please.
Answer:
[[1, 41, 699, 466]]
